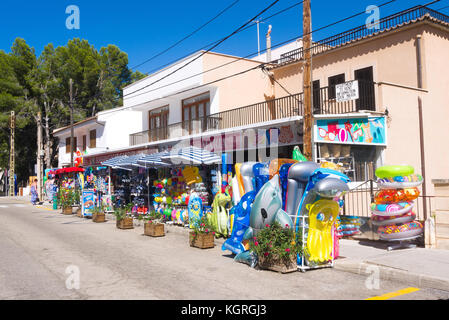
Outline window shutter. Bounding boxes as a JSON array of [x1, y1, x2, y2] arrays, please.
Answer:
[[90, 130, 96, 148], [66, 137, 71, 154]]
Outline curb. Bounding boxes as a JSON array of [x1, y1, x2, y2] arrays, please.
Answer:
[[334, 258, 449, 292]]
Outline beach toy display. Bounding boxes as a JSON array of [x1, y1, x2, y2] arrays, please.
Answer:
[[371, 165, 424, 243]]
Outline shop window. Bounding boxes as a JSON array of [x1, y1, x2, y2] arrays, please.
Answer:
[[89, 130, 96, 148], [328, 74, 345, 100]]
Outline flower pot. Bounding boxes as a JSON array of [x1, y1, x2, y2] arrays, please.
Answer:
[[258, 254, 297, 273], [92, 212, 106, 223], [116, 217, 134, 229], [62, 206, 73, 215], [189, 231, 214, 249], [144, 222, 165, 237]]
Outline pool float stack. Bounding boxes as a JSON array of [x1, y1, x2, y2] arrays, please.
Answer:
[[371, 165, 424, 241]]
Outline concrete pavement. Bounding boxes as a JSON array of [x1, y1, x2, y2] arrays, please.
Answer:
[[0, 196, 448, 300]]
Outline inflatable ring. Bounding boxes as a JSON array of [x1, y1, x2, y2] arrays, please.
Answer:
[[374, 188, 420, 204], [378, 221, 423, 240], [377, 174, 423, 189], [371, 211, 416, 226], [375, 165, 414, 179], [370, 201, 414, 217]]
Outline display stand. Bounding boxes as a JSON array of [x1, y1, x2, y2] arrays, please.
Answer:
[[386, 235, 421, 251], [297, 214, 335, 273]]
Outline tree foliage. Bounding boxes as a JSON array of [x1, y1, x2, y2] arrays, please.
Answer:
[[0, 37, 145, 184]]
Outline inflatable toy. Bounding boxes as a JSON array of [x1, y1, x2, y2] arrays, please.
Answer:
[[279, 163, 295, 211], [371, 211, 416, 226], [222, 191, 257, 255], [268, 158, 298, 178], [292, 146, 308, 162], [370, 201, 414, 216], [285, 162, 320, 218], [377, 174, 423, 189], [234, 163, 245, 197], [253, 163, 269, 194], [240, 162, 257, 194], [210, 190, 232, 237], [231, 175, 241, 206], [188, 194, 203, 228], [182, 166, 202, 185], [374, 187, 420, 204], [245, 175, 293, 239], [306, 199, 340, 263], [375, 165, 414, 179], [377, 221, 423, 240]]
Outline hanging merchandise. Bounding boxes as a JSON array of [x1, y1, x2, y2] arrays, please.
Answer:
[[209, 188, 232, 238], [292, 146, 308, 162], [371, 165, 424, 250]]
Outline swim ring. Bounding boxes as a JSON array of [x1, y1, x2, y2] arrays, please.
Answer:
[[370, 201, 414, 216], [371, 211, 416, 226], [375, 165, 414, 179], [374, 187, 420, 204], [377, 174, 423, 189], [377, 221, 423, 240]]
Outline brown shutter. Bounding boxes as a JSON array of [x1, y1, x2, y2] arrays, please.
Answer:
[[82, 135, 87, 151], [66, 137, 71, 154], [90, 130, 96, 148]]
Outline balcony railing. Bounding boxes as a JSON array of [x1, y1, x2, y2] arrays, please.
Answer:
[[130, 82, 377, 146], [275, 6, 449, 66]]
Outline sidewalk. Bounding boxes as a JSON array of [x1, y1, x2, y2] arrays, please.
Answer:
[[335, 239, 449, 292]]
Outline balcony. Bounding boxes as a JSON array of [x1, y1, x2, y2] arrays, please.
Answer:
[[274, 6, 449, 67], [129, 81, 378, 146]]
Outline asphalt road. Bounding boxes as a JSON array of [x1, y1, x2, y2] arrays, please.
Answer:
[[0, 197, 448, 300]]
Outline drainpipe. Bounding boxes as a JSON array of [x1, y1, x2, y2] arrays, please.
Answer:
[[266, 25, 272, 63], [416, 34, 427, 219]]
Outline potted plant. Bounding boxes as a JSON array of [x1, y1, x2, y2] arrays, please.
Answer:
[[59, 188, 75, 215], [144, 210, 165, 237], [92, 203, 106, 223], [249, 222, 303, 273], [113, 204, 134, 229], [189, 214, 215, 249]]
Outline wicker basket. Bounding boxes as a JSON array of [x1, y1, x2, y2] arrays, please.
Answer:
[[62, 206, 73, 215], [258, 254, 297, 273], [92, 212, 106, 223], [189, 231, 214, 249], [144, 222, 165, 237], [116, 217, 134, 229]]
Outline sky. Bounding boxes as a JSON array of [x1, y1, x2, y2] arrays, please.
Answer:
[[0, 0, 448, 75]]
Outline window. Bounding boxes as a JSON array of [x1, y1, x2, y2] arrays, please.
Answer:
[[65, 137, 77, 154], [82, 135, 87, 151], [328, 74, 346, 99], [354, 66, 375, 111], [313, 80, 321, 112], [148, 106, 169, 142], [89, 130, 96, 148], [182, 92, 210, 134]]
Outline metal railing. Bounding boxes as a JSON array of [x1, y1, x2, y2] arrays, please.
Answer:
[[343, 179, 431, 221], [275, 6, 449, 66]]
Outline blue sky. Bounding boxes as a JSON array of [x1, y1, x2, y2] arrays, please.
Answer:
[[1, 0, 447, 74]]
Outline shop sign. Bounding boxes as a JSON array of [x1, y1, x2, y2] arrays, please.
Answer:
[[336, 80, 359, 102], [315, 117, 386, 146], [82, 189, 95, 217]]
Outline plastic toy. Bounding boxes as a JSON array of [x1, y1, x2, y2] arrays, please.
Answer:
[[292, 146, 308, 162], [306, 199, 340, 263], [371, 211, 416, 226], [231, 175, 241, 206], [222, 191, 257, 255], [376, 174, 423, 189], [210, 190, 232, 237], [374, 188, 420, 204], [370, 201, 414, 216], [234, 163, 245, 197], [188, 193, 203, 228], [377, 221, 424, 240], [252, 163, 269, 194], [279, 163, 295, 211], [182, 166, 202, 185], [268, 158, 298, 178], [375, 165, 414, 179], [240, 162, 257, 194]]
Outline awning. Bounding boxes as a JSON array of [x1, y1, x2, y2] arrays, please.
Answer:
[[101, 155, 129, 167], [137, 151, 171, 167], [55, 167, 85, 175], [161, 146, 221, 165], [104, 154, 147, 170]]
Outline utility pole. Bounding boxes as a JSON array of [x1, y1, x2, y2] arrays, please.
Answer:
[[37, 111, 43, 201], [302, 0, 313, 160], [9, 111, 15, 197], [69, 78, 74, 167]]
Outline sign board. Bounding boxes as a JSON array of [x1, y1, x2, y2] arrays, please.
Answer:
[[315, 116, 386, 146], [82, 189, 95, 217], [336, 80, 359, 102]]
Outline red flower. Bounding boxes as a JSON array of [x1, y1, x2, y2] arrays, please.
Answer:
[[254, 241, 259, 246], [205, 229, 209, 233], [264, 252, 269, 257], [285, 224, 289, 227], [265, 224, 270, 228], [285, 248, 291, 253], [212, 231, 215, 235]]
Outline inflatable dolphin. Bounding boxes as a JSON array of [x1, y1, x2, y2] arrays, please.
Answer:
[[243, 175, 293, 240]]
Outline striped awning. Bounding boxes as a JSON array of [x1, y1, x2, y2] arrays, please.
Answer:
[[137, 151, 170, 167], [161, 146, 221, 165], [101, 155, 129, 167]]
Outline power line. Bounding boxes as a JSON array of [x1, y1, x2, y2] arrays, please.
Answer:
[[138, 1, 305, 76], [130, 0, 241, 70], [124, 0, 281, 98], [124, 0, 398, 101]]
